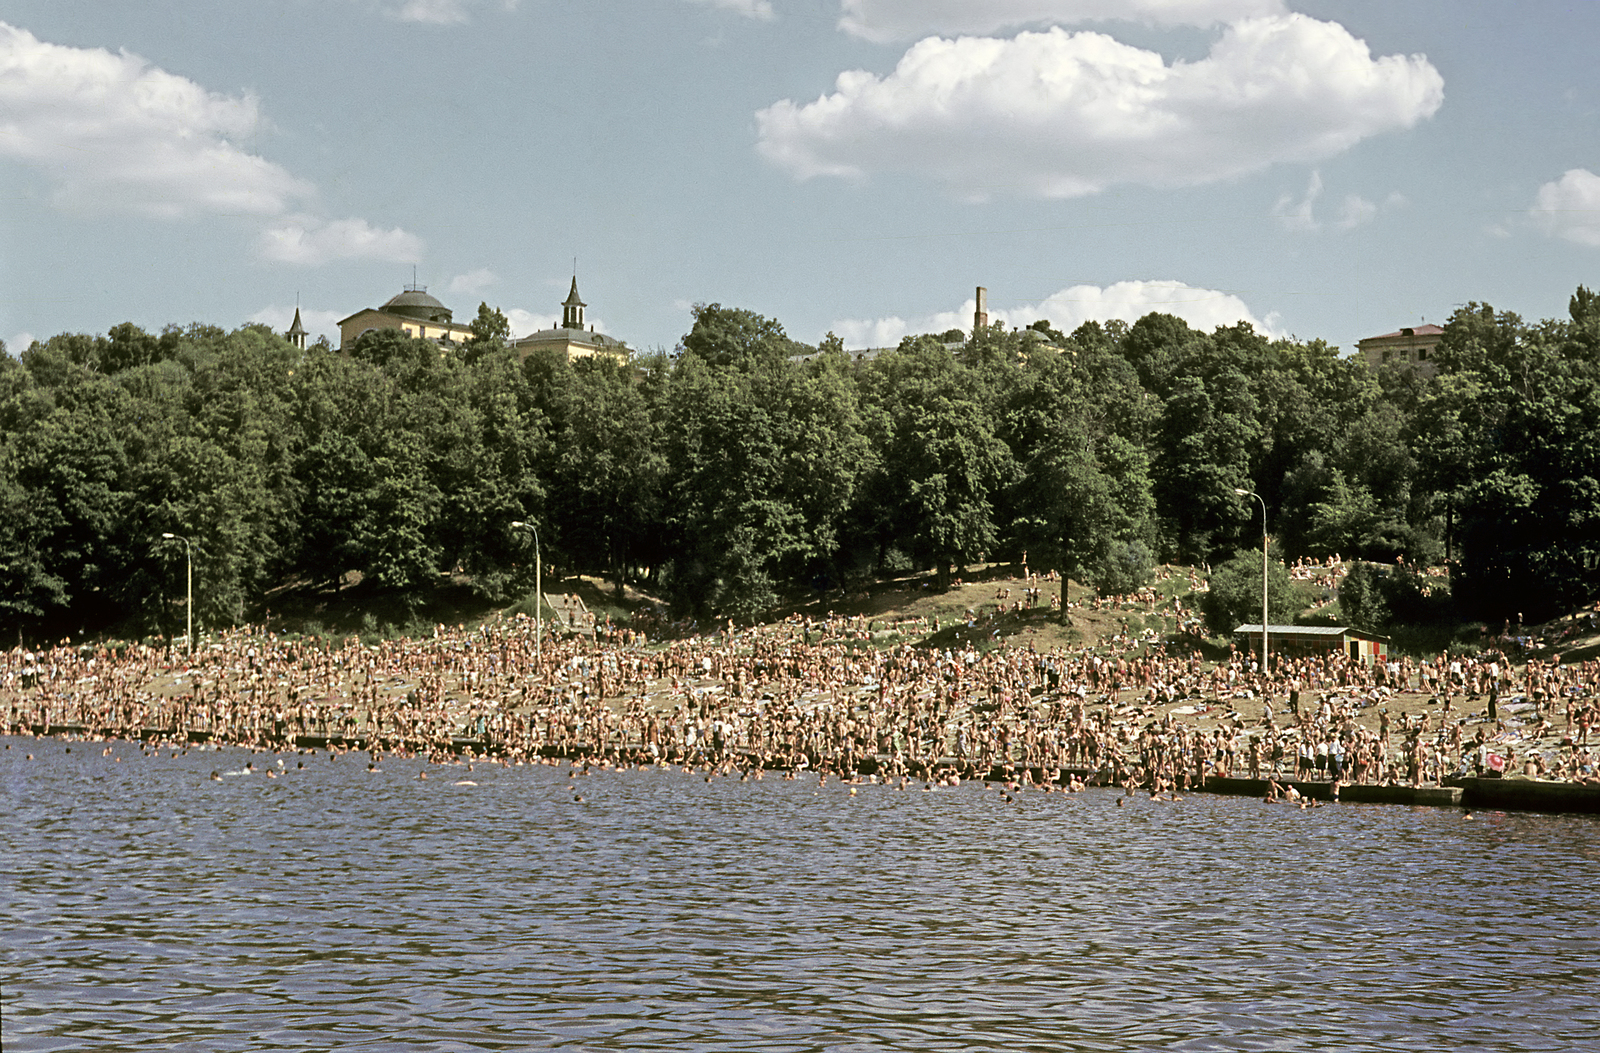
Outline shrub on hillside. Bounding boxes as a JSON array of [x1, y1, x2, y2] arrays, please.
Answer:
[[1340, 561, 1450, 632], [1200, 549, 1297, 636], [1091, 540, 1155, 597]]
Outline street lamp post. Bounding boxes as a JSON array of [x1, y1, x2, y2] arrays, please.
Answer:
[[1232, 490, 1268, 675], [511, 521, 541, 663], [160, 532, 193, 655]]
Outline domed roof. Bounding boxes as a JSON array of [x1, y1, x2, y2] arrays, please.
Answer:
[[382, 286, 452, 323]]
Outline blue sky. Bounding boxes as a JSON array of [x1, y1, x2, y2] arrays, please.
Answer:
[[3, 0, 1598, 357]]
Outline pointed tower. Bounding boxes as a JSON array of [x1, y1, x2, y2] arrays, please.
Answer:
[[287, 306, 309, 350], [513, 274, 628, 362], [561, 277, 586, 330]]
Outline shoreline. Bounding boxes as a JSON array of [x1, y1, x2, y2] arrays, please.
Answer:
[[6, 723, 1598, 817]]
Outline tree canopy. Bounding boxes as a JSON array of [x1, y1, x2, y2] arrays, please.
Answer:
[[7, 285, 1600, 641]]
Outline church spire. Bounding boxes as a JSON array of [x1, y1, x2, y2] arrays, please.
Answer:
[[287, 305, 308, 350], [562, 276, 586, 330]]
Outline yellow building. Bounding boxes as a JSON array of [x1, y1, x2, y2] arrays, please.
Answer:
[[337, 285, 474, 350], [338, 278, 631, 362], [513, 277, 630, 363], [1356, 323, 1442, 378]]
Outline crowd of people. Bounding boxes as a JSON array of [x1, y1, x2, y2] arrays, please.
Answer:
[[6, 590, 1600, 793]]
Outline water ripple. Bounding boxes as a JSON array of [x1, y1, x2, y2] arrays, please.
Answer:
[[5, 740, 1600, 1051]]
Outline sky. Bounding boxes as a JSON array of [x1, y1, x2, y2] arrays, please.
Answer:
[[3, 0, 1598, 358]]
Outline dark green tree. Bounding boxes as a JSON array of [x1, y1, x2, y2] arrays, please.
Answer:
[[462, 303, 512, 366], [680, 303, 802, 371], [1152, 374, 1260, 563], [1090, 538, 1156, 597], [289, 344, 443, 598], [859, 337, 1015, 589], [543, 355, 663, 599], [658, 350, 868, 617], [1200, 549, 1297, 637]]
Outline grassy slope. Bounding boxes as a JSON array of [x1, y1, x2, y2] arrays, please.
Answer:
[[256, 561, 1209, 657], [247, 559, 1600, 666]]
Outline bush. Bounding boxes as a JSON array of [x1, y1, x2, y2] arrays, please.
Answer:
[[1200, 549, 1296, 636], [878, 546, 916, 575], [1357, 519, 1443, 566], [506, 592, 548, 620], [1340, 562, 1450, 632], [1091, 540, 1155, 597]]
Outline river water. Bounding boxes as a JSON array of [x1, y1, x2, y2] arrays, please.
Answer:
[[4, 738, 1598, 1052]]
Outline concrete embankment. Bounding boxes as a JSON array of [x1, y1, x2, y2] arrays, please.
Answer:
[[1452, 776, 1600, 815], [1195, 776, 1461, 807], [6, 723, 496, 755], [1195, 774, 1600, 815]]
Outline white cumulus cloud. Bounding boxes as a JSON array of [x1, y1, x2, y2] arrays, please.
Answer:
[[830, 315, 920, 349], [1273, 171, 1403, 232], [687, 0, 775, 20], [838, 0, 1284, 42], [831, 279, 1276, 347], [383, 0, 519, 25], [6, 331, 36, 356], [257, 217, 424, 266], [507, 309, 560, 337], [0, 21, 311, 218], [0, 22, 424, 266], [1531, 168, 1600, 247], [1335, 193, 1377, 230], [1023, 280, 1277, 334], [758, 14, 1443, 200], [1272, 170, 1323, 231], [448, 268, 501, 297]]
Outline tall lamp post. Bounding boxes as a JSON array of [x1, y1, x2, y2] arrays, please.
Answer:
[[511, 521, 541, 663], [160, 532, 193, 655], [1232, 490, 1268, 675]]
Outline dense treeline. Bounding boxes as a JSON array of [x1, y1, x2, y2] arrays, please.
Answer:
[[4, 288, 1600, 642]]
